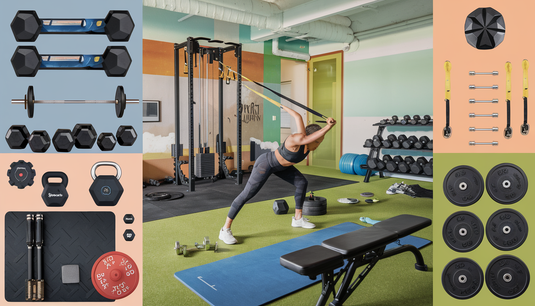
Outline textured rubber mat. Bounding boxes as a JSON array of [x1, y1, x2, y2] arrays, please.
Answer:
[[5, 212, 115, 302]]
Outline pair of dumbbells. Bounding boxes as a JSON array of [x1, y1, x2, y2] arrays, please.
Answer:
[[364, 135, 384, 148], [367, 154, 394, 170], [410, 157, 433, 175], [385, 156, 415, 173]]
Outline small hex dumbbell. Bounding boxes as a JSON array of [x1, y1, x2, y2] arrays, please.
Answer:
[[398, 156, 415, 173], [392, 134, 407, 149], [410, 157, 429, 174], [386, 155, 403, 172]]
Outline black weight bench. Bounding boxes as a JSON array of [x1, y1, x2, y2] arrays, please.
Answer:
[[280, 214, 432, 306]]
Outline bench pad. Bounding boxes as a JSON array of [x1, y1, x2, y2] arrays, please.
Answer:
[[322, 226, 397, 257], [280, 245, 344, 276], [372, 214, 431, 237]]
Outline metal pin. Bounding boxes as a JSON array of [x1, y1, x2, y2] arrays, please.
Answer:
[[469, 84, 499, 90], [469, 113, 498, 118], [469, 127, 499, 132], [469, 71, 499, 76], [469, 98, 499, 103], [469, 141, 499, 146]]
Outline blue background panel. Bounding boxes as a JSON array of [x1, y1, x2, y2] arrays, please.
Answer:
[[0, 0, 142, 153]]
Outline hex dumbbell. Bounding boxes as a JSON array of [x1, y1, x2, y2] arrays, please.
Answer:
[[410, 115, 421, 125], [392, 134, 407, 149], [5, 125, 30, 149], [414, 136, 430, 150], [11, 46, 131, 77], [398, 156, 415, 173], [426, 139, 433, 150], [410, 157, 429, 174], [402, 136, 418, 149], [11, 10, 135, 42], [400, 115, 411, 125], [389, 115, 398, 125], [420, 115, 432, 125], [364, 138, 373, 147], [382, 134, 397, 148], [423, 158, 433, 176], [372, 135, 383, 148], [386, 155, 403, 172]]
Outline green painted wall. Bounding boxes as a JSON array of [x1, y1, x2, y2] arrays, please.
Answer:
[[343, 49, 433, 116], [263, 40, 282, 143]]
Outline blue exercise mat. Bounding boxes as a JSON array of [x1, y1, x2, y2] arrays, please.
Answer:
[[174, 222, 431, 306]]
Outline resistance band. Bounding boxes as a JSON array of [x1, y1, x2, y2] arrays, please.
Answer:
[[522, 59, 529, 135], [219, 62, 329, 120], [504, 61, 512, 139]]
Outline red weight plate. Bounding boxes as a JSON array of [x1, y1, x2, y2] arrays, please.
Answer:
[[91, 251, 139, 299]]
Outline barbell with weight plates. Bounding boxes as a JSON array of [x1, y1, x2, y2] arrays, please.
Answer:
[[11, 10, 134, 42], [12, 85, 138, 118], [11, 46, 132, 77]]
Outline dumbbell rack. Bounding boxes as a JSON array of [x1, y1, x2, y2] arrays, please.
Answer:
[[361, 121, 433, 183]]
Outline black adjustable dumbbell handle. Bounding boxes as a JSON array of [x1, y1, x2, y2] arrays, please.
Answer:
[[26, 214, 34, 280], [35, 214, 43, 281], [524, 97, 528, 125]]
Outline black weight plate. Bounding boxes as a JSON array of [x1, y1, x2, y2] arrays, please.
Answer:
[[115, 85, 126, 118], [443, 165, 484, 206], [486, 208, 528, 251], [486, 255, 530, 299], [27, 85, 34, 118], [303, 196, 327, 207], [302, 205, 326, 216], [442, 258, 483, 299], [486, 163, 527, 204], [442, 211, 484, 252]]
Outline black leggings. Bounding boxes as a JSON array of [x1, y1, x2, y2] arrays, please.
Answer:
[[227, 151, 308, 219]]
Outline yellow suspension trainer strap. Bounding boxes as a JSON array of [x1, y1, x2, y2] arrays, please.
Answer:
[[504, 62, 512, 139]]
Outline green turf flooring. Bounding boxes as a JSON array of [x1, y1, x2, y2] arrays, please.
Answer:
[[143, 167, 433, 306]]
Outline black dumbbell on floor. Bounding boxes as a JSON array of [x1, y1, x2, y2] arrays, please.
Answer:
[[414, 136, 430, 150], [385, 155, 403, 172], [410, 157, 429, 174], [424, 158, 433, 176], [402, 136, 418, 149], [392, 134, 407, 149], [398, 156, 415, 173], [382, 134, 397, 148]]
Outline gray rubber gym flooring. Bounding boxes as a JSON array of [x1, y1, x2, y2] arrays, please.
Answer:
[[143, 173, 357, 222]]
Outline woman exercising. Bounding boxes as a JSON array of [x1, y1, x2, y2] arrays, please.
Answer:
[[219, 105, 336, 244]]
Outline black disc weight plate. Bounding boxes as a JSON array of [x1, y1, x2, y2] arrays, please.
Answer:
[[442, 257, 483, 299], [115, 85, 126, 118], [486, 255, 530, 299], [486, 163, 528, 204], [27, 85, 34, 118], [443, 165, 484, 206], [486, 208, 528, 251], [442, 211, 484, 252]]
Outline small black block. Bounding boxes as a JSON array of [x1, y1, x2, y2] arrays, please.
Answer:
[[97, 132, 117, 151], [116, 125, 137, 146], [123, 229, 135, 241], [6, 125, 30, 149], [273, 199, 289, 215], [11, 10, 42, 42], [73, 124, 97, 149], [104, 10, 135, 41], [123, 214, 134, 224], [29, 130, 50, 152], [52, 129, 74, 152], [102, 46, 131, 77]]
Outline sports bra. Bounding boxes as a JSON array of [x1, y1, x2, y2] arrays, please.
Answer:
[[278, 140, 309, 163]]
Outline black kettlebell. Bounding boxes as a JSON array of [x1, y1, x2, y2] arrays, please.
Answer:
[[89, 161, 123, 206], [41, 171, 69, 206]]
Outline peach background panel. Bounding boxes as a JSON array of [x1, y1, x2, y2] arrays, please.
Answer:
[[433, 0, 535, 153], [0, 153, 142, 305]]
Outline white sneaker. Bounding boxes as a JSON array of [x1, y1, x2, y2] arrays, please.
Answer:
[[292, 217, 316, 229], [386, 182, 408, 195], [219, 227, 237, 244]]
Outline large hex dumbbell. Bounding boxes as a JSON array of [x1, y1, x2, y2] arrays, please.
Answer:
[[29, 130, 50, 152], [410, 157, 429, 174], [367, 155, 391, 170], [11, 10, 135, 42], [392, 134, 407, 149], [402, 136, 419, 149], [414, 136, 430, 150], [382, 134, 397, 148], [423, 158, 433, 176], [386, 155, 403, 172], [116, 125, 137, 146], [426, 139, 433, 150], [397, 156, 415, 173], [11, 46, 131, 77], [6, 125, 30, 149], [52, 129, 74, 152], [73, 124, 97, 149]]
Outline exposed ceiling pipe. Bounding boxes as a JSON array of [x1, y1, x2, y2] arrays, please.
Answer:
[[272, 38, 310, 61], [355, 15, 432, 40], [197, 0, 281, 17], [144, 0, 359, 44], [321, 15, 352, 27]]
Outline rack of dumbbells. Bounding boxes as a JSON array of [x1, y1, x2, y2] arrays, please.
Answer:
[[362, 114, 433, 183]]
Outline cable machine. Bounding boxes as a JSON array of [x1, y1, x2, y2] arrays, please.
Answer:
[[173, 37, 242, 191]]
